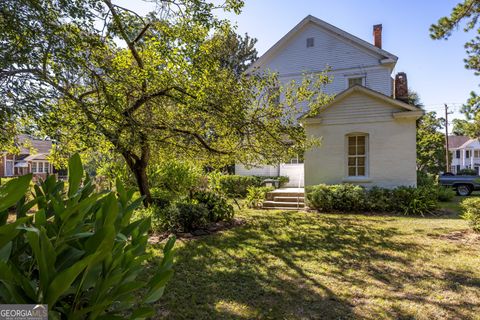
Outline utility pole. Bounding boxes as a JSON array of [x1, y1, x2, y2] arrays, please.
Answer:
[[444, 104, 451, 173]]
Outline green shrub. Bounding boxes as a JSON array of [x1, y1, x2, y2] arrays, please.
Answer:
[[306, 184, 438, 215], [218, 174, 289, 198], [306, 184, 365, 212], [305, 184, 335, 212], [365, 187, 393, 212], [457, 168, 478, 176], [417, 171, 438, 186], [390, 186, 438, 216], [150, 187, 177, 208], [0, 154, 175, 319], [218, 175, 259, 197], [461, 198, 480, 232], [192, 190, 234, 222], [246, 186, 274, 208], [159, 202, 209, 232], [150, 159, 202, 195], [436, 186, 456, 202]]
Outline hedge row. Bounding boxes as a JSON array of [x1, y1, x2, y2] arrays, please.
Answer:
[[306, 184, 439, 215]]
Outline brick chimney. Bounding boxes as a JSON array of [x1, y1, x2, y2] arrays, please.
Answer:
[[373, 24, 382, 49], [394, 72, 408, 101]]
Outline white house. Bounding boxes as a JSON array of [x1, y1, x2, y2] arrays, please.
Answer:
[[449, 136, 480, 175], [235, 15, 423, 188]]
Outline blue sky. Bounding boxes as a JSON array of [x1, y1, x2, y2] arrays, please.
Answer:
[[125, 0, 479, 125]]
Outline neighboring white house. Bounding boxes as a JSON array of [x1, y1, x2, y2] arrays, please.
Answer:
[[449, 136, 480, 175], [235, 15, 423, 188]]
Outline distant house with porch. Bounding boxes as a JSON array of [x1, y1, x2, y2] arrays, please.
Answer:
[[0, 135, 54, 180], [449, 135, 480, 175]]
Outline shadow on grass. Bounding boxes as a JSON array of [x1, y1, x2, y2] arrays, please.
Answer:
[[151, 210, 479, 319]]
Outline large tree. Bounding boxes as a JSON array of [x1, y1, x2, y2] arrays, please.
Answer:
[[430, 0, 480, 137], [406, 90, 447, 174], [1, 0, 331, 205], [416, 112, 447, 174]]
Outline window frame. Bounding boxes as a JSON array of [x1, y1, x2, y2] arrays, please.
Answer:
[[345, 133, 369, 178], [31, 162, 37, 173], [345, 75, 366, 89], [306, 37, 314, 48], [5, 160, 14, 176]]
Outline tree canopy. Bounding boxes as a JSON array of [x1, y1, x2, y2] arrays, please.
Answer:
[[430, 0, 480, 138], [1, 0, 332, 204]]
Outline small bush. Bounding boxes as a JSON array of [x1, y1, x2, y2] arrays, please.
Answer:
[[460, 198, 480, 232], [218, 175, 259, 197], [417, 171, 437, 186], [150, 187, 177, 208], [192, 190, 234, 222], [457, 168, 477, 176], [306, 184, 438, 215], [150, 159, 202, 194], [365, 187, 393, 212], [436, 186, 456, 202], [390, 186, 438, 216], [160, 202, 209, 232], [305, 184, 365, 212], [246, 186, 274, 208]]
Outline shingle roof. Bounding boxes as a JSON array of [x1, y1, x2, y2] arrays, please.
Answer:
[[448, 135, 470, 149], [16, 134, 53, 155]]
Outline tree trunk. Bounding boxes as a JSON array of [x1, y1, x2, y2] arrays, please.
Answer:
[[123, 152, 152, 207], [133, 164, 152, 207]]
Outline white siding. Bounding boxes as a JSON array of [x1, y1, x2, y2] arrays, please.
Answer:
[[318, 91, 402, 125], [265, 24, 381, 74], [234, 164, 279, 176], [279, 164, 304, 187], [304, 93, 418, 188], [257, 22, 394, 98]]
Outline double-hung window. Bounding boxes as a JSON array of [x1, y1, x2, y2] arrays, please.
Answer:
[[347, 134, 368, 177]]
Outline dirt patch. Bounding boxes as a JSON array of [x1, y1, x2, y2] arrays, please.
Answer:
[[434, 230, 480, 244], [148, 218, 245, 244]]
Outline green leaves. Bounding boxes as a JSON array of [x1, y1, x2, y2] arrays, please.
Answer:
[[0, 174, 32, 212], [68, 153, 83, 197], [0, 154, 175, 318]]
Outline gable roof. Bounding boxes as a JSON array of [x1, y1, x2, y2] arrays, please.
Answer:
[[301, 85, 421, 120], [16, 134, 53, 155], [248, 15, 398, 73], [448, 135, 471, 149]]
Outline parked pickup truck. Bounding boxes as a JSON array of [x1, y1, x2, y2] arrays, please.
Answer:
[[439, 174, 480, 196]]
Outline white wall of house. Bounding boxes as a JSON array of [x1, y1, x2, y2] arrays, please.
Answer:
[[304, 92, 418, 188], [234, 16, 411, 187], [234, 164, 279, 177], [258, 23, 394, 98]]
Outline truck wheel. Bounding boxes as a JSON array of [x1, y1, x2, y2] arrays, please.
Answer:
[[456, 184, 472, 196]]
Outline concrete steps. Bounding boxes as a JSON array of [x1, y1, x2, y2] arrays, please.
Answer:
[[263, 189, 305, 210]]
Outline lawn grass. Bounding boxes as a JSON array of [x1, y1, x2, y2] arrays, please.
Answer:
[[438, 192, 480, 214], [148, 207, 480, 319]]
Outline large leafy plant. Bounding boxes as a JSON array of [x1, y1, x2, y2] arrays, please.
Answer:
[[0, 154, 175, 319]]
